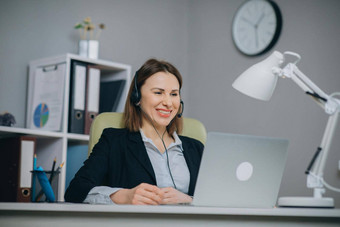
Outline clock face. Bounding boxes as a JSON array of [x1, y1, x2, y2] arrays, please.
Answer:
[[232, 0, 282, 56]]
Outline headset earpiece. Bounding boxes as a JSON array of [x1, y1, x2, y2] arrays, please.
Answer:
[[177, 100, 184, 118], [130, 71, 141, 106]]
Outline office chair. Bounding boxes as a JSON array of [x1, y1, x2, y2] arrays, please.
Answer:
[[88, 112, 207, 156]]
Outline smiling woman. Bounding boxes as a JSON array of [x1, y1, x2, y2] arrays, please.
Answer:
[[139, 71, 181, 136], [64, 59, 204, 205], [125, 59, 184, 135]]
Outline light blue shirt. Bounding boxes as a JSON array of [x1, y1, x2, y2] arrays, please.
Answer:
[[84, 130, 190, 204]]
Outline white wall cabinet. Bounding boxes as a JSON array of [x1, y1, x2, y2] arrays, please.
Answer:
[[0, 54, 131, 201]]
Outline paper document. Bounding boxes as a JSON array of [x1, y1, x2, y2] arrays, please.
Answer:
[[30, 63, 66, 131]]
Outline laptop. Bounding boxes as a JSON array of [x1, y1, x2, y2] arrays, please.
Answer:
[[192, 132, 288, 208]]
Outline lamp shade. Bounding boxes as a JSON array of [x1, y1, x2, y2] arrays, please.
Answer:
[[232, 51, 284, 101]]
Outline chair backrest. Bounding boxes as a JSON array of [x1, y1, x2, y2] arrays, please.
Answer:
[[88, 112, 207, 156]]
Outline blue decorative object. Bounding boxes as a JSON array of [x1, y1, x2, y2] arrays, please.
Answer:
[[34, 166, 55, 202]]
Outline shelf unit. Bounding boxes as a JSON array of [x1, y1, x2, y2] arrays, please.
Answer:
[[0, 54, 131, 201]]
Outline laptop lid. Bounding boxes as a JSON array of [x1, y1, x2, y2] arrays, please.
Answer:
[[192, 132, 288, 208]]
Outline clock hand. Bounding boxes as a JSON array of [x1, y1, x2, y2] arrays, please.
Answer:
[[241, 16, 255, 27], [255, 13, 265, 27]]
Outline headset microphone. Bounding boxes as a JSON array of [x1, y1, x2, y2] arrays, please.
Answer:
[[177, 100, 184, 118]]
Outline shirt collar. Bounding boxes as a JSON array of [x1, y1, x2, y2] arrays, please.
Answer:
[[139, 129, 183, 151]]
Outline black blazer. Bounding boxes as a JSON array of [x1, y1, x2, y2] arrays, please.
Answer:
[[64, 128, 204, 203]]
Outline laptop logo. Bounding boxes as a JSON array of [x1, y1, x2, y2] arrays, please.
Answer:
[[236, 162, 253, 181]]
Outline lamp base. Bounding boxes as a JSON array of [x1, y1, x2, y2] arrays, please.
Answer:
[[278, 196, 334, 208]]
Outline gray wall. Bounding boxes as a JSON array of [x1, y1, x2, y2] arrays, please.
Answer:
[[0, 0, 190, 126], [187, 0, 340, 207], [1, 0, 340, 207]]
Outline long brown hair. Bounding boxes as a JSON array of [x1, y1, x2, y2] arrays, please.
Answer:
[[123, 58, 183, 134]]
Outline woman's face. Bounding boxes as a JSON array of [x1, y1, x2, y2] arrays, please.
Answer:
[[139, 71, 181, 130]]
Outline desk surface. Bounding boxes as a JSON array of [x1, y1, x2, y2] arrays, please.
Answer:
[[1, 202, 340, 227], [0, 202, 340, 217]]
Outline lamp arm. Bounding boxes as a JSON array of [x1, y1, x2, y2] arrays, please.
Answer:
[[312, 111, 339, 177], [292, 64, 330, 100], [279, 62, 340, 192], [281, 63, 329, 108]]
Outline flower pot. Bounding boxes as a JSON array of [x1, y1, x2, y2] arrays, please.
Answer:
[[78, 40, 88, 57], [88, 40, 99, 59], [78, 40, 99, 59]]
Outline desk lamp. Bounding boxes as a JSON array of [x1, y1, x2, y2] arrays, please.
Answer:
[[232, 51, 340, 207]]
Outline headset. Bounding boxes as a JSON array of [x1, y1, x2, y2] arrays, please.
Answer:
[[130, 71, 184, 117], [130, 71, 142, 105]]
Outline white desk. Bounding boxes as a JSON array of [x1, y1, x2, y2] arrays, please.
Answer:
[[1, 202, 340, 227]]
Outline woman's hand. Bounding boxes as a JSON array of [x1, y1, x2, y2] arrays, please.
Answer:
[[110, 183, 164, 205], [160, 187, 193, 204]]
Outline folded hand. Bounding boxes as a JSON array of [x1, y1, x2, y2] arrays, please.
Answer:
[[160, 187, 192, 204], [111, 183, 163, 205]]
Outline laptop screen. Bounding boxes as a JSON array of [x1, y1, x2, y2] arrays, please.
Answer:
[[192, 132, 288, 208]]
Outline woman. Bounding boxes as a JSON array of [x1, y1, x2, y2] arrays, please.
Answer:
[[64, 59, 204, 205]]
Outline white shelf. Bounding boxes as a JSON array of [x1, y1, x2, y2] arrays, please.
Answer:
[[1, 54, 131, 202], [64, 53, 130, 71], [0, 126, 90, 141], [0, 126, 63, 138], [66, 133, 90, 141]]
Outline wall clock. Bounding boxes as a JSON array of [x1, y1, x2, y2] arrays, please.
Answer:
[[232, 0, 282, 56]]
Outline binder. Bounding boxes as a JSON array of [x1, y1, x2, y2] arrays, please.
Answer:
[[84, 66, 101, 134], [99, 79, 126, 113], [68, 61, 87, 134], [0, 136, 36, 202]]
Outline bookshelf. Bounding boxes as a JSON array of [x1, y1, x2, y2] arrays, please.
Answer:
[[0, 54, 131, 201]]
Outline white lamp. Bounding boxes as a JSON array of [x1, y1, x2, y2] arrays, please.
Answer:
[[233, 51, 340, 208]]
